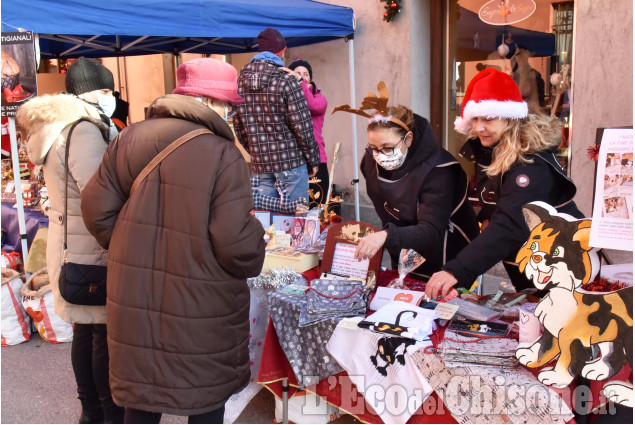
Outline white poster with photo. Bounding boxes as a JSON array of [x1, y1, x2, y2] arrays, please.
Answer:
[[589, 128, 633, 251]]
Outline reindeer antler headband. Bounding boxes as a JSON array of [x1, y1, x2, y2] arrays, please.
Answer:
[[331, 81, 409, 132]]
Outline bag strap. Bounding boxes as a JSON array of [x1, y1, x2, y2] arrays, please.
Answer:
[[307, 286, 370, 309], [63, 119, 93, 255], [129, 128, 212, 197]]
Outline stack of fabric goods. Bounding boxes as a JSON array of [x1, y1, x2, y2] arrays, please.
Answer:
[[438, 329, 519, 368], [298, 279, 368, 326], [357, 300, 438, 342]]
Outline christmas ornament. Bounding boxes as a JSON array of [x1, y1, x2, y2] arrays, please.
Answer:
[[550, 72, 563, 86], [497, 42, 510, 58], [381, 0, 402, 22]]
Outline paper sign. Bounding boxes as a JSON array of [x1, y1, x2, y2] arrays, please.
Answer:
[[369, 286, 427, 311], [434, 302, 460, 320], [331, 242, 369, 279], [274, 233, 291, 247], [589, 128, 634, 251]]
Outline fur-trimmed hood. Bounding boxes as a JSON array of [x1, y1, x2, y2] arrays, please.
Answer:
[[16, 93, 107, 165]]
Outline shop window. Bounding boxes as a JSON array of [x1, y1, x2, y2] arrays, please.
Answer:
[[444, 0, 574, 177]]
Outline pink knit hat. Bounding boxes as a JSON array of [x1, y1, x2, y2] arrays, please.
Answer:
[[172, 58, 244, 104], [454, 68, 527, 134]]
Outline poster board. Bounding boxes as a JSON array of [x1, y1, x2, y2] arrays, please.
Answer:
[[321, 221, 382, 281], [1, 31, 38, 117], [271, 214, 320, 249], [589, 128, 634, 251]]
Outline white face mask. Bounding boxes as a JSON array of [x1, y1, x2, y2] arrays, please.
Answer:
[[374, 148, 408, 170], [97, 94, 116, 117], [372, 134, 409, 171]]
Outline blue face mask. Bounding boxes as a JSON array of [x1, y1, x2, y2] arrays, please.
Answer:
[[97, 94, 116, 117], [224, 106, 237, 123]]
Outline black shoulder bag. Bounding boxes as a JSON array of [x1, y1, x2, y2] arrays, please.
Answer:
[[58, 119, 108, 305], [58, 125, 212, 305]]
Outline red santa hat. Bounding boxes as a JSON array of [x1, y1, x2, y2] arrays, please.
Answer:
[[454, 68, 528, 134]]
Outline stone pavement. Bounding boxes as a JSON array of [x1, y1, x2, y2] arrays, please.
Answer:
[[0, 331, 359, 424]]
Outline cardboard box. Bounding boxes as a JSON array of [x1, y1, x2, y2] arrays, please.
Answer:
[[263, 247, 319, 272]]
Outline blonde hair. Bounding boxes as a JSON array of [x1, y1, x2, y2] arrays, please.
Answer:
[[367, 105, 415, 137], [470, 113, 562, 176]]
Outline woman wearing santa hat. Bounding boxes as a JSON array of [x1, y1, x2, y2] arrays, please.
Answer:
[[426, 68, 583, 299]]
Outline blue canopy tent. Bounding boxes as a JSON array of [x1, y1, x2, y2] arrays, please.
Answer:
[[1, 0, 364, 223], [1, 0, 355, 57]]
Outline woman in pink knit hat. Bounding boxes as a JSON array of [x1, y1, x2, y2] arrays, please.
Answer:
[[81, 57, 265, 424], [426, 68, 584, 300]]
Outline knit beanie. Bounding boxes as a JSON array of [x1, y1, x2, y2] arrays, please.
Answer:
[[65, 57, 114, 96], [288, 58, 313, 81], [172, 58, 244, 104], [258, 28, 287, 55]]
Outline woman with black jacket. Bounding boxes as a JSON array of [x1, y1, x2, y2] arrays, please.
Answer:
[[347, 103, 479, 281], [426, 68, 583, 299]]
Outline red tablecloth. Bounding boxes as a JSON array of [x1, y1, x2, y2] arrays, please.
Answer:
[[258, 318, 457, 424]]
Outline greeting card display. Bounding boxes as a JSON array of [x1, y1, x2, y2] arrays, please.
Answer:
[[321, 221, 381, 284], [252, 210, 271, 229], [271, 214, 320, 248]]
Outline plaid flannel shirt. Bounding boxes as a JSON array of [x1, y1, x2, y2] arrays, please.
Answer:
[[251, 175, 307, 214], [234, 60, 321, 174]]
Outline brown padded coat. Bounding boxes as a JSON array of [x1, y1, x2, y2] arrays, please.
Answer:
[[81, 94, 265, 415]]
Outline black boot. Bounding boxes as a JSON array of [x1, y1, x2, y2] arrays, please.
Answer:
[[78, 398, 104, 424], [101, 397, 125, 424]]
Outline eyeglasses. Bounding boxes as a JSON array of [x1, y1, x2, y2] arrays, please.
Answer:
[[365, 133, 407, 156]]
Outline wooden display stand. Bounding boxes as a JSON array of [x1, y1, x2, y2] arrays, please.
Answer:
[[321, 221, 382, 283]]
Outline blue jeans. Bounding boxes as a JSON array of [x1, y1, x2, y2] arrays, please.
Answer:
[[255, 165, 309, 205]]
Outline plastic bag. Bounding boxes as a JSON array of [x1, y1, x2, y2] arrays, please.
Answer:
[[1, 268, 31, 346], [20, 268, 73, 343], [389, 249, 426, 288]]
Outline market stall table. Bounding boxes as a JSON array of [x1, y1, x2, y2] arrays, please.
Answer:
[[255, 270, 617, 424], [258, 270, 457, 423]]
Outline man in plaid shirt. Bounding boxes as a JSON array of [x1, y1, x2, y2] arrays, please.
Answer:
[[234, 28, 321, 212]]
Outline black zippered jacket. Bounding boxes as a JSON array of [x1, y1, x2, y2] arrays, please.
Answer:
[[442, 137, 583, 286], [361, 115, 480, 279]]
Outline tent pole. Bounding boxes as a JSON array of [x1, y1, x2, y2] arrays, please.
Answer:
[[8, 117, 29, 267], [348, 36, 359, 221]]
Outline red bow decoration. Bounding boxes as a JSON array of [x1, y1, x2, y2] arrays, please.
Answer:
[[3, 85, 31, 103]]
